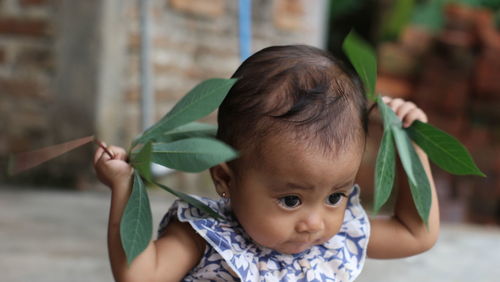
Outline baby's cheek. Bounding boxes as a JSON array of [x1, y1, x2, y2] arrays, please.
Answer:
[[245, 216, 293, 247], [325, 205, 348, 238]]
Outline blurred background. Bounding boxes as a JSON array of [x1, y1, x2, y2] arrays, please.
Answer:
[[1, 0, 499, 281]]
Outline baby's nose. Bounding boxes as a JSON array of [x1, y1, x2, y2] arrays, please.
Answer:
[[295, 213, 324, 234]]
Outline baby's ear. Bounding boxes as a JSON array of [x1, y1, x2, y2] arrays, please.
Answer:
[[209, 163, 234, 197]]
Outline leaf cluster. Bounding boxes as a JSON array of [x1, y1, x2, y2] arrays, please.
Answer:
[[343, 31, 485, 226], [122, 78, 238, 264]]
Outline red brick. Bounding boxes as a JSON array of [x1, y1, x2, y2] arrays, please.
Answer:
[[20, 0, 49, 6], [425, 113, 466, 138], [475, 9, 500, 49], [378, 43, 418, 78], [412, 53, 472, 115], [156, 89, 186, 101], [16, 46, 53, 71], [128, 33, 140, 50], [273, 0, 305, 31], [169, 0, 225, 18], [441, 75, 470, 114], [0, 18, 50, 37], [445, 3, 477, 26], [0, 47, 5, 63], [400, 26, 433, 56], [441, 3, 478, 48], [0, 78, 48, 99], [463, 126, 492, 150], [376, 75, 412, 99], [475, 48, 500, 98], [412, 57, 447, 111], [154, 63, 195, 77], [125, 88, 139, 101]]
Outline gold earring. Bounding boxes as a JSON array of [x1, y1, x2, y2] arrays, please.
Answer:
[[221, 192, 227, 198]]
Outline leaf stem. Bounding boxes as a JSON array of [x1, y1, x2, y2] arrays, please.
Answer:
[[94, 138, 115, 158]]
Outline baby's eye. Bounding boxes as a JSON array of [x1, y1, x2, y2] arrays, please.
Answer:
[[326, 192, 347, 206], [278, 195, 302, 209]]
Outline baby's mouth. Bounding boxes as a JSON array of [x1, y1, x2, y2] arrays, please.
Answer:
[[294, 235, 323, 245], [290, 237, 322, 249]]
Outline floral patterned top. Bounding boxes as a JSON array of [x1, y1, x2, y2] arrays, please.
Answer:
[[158, 185, 370, 282]]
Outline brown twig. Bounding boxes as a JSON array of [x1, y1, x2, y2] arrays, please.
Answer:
[[8, 135, 96, 176]]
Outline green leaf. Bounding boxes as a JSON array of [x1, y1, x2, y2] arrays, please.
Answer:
[[152, 181, 221, 219], [120, 171, 153, 265], [377, 96, 431, 224], [406, 120, 485, 177], [391, 125, 432, 225], [155, 122, 217, 143], [130, 142, 153, 181], [151, 137, 239, 173], [342, 31, 377, 100], [377, 96, 402, 129], [133, 78, 237, 147], [374, 128, 396, 214]]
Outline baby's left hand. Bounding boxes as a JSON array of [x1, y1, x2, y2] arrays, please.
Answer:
[[382, 96, 428, 128]]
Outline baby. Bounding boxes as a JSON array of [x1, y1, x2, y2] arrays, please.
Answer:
[[94, 45, 439, 281]]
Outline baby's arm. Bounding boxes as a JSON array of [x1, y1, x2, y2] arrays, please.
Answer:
[[94, 146, 205, 282], [367, 97, 440, 259]]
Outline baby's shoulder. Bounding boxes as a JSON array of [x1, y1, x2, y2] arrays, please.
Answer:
[[158, 217, 205, 250], [153, 213, 208, 280]]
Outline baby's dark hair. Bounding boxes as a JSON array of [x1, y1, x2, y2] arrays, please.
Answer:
[[217, 45, 368, 159]]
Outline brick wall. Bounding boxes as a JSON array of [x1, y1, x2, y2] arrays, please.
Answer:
[[0, 0, 55, 181], [1, 0, 328, 188], [118, 0, 327, 144], [1, 0, 103, 188]]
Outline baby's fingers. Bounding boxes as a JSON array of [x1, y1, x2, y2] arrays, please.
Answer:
[[381, 96, 427, 127], [107, 146, 128, 161], [93, 144, 127, 166], [386, 98, 405, 113], [94, 146, 109, 165], [395, 101, 416, 119], [402, 108, 428, 127]]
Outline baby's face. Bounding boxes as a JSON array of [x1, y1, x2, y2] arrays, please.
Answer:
[[227, 134, 364, 254]]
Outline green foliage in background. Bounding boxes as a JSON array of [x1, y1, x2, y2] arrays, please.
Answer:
[[457, 0, 500, 9], [411, 0, 446, 33], [379, 0, 500, 40], [329, 0, 366, 20], [379, 0, 416, 40], [342, 31, 485, 223]]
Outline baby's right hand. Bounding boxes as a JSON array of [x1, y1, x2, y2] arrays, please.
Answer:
[[93, 144, 133, 189]]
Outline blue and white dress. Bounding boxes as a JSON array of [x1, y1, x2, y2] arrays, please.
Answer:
[[158, 185, 370, 282]]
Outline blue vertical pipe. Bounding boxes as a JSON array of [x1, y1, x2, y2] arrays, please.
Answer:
[[238, 0, 252, 61]]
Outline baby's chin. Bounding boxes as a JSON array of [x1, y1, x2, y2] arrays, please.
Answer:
[[251, 233, 332, 255]]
